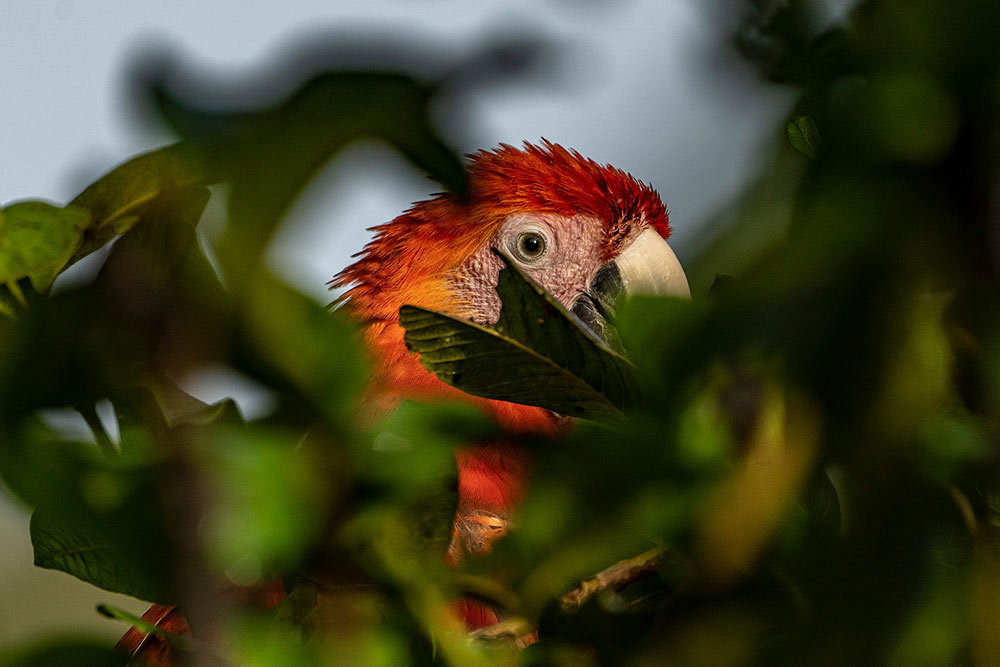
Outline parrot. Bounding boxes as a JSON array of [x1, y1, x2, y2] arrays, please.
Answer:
[[117, 140, 689, 661]]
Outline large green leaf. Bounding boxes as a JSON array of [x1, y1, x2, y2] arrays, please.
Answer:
[[196, 424, 330, 579], [399, 253, 637, 421], [0, 425, 173, 603], [239, 271, 366, 430], [0, 638, 127, 667], [0, 202, 91, 291], [30, 511, 166, 603]]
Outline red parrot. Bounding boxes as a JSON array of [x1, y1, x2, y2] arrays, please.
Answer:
[[118, 140, 689, 660]]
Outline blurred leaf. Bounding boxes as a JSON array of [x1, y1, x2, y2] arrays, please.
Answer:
[[149, 383, 243, 428], [694, 388, 819, 587], [147, 70, 466, 284], [786, 116, 821, 158], [197, 424, 329, 582], [400, 253, 637, 421], [0, 201, 91, 291], [850, 72, 959, 165], [363, 401, 486, 493], [68, 143, 213, 264], [94, 184, 219, 312], [224, 613, 324, 667], [239, 273, 366, 429], [887, 568, 969, 667], [0, 638, 126, 667]]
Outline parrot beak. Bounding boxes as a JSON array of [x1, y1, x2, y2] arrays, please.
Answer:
[[571, 227, 690, 345], [613, 227, 690, 300]]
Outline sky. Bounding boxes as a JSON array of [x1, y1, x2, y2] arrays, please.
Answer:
[[0, 0, 804, 646]]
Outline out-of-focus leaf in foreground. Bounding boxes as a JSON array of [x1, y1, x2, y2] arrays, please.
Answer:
[[0, 638, 127, 667], [0, 202, 90, 292], [68, 143, 213, 265], [142, 63, 467, 285]]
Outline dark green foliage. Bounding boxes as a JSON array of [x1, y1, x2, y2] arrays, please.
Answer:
[[400, 253, 637, 421], [785, 116, 821, 159], [0, 639, 127, 667], [3, 3, 1000, 665], [1, 426, 174, 603], [0, 202, 90, 292]]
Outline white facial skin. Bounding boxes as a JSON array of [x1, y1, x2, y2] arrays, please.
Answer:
[[448, 212, 629, 325]]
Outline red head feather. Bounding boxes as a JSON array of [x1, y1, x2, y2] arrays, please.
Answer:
[[333, 140, 670, 318], [466, 140, 670, 258], [331, 140, 669, 431]]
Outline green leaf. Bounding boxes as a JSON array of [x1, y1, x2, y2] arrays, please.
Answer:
[[492, 251, 638, 410], [30, 511, 166, 602], [1, 426, 173, 602], [68, 143, 213, 264], [240, 272, 366, 429], [0, 202, 91, 291], [197, 424, 329, 578], [93, 184, 214, 297], [0, 638, 127, 667], [786, 115, 822, 159], [399, 253, 637, 421], [147, 71, 465, 284]]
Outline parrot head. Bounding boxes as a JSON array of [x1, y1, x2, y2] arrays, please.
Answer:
[[334, 140, 688, 342], [332, 140, 688, 427]]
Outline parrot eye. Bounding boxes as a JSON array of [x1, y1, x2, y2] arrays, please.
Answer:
[[514, 231, 548, 261]]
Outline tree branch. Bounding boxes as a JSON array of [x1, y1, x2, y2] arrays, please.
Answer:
[[467, 546, 672, 646], [467, 618, 533, 644], [560, 547, 671, 611]]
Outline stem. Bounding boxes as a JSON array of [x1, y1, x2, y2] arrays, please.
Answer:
[[77, 403, 117, 458], [467, 618, 533, 645], [560, 547, 671, 611], [96, 604, 200, 653], [6, 280, 26, 307]]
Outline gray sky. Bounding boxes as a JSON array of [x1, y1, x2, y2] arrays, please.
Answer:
[[1, 0, 793, 298], [1, 0, 795, 646]]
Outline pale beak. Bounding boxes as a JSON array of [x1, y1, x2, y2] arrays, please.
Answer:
[[571, 227, 690, 344], [614, 227, 690, 299]]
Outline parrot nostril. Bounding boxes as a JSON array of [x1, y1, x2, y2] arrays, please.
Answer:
[[589, 262, 624, 320], [571, 292, 623, 352]]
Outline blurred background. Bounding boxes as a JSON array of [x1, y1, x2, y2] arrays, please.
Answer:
[[0, 0, 857, 648]]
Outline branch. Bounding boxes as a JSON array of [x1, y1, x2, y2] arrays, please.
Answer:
[[77, 402, 117, 458], [467, 618, 533, 644], [560, 547, 671, 611], [466, 546, 671, 647]]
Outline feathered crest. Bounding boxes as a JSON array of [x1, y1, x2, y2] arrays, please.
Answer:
[[467, 140, 670, 249], [330, 140, 670, 317]]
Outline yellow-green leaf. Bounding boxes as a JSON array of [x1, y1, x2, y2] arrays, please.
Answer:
[[68, 142, 213, 264], [0, 201, 91, 291]]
